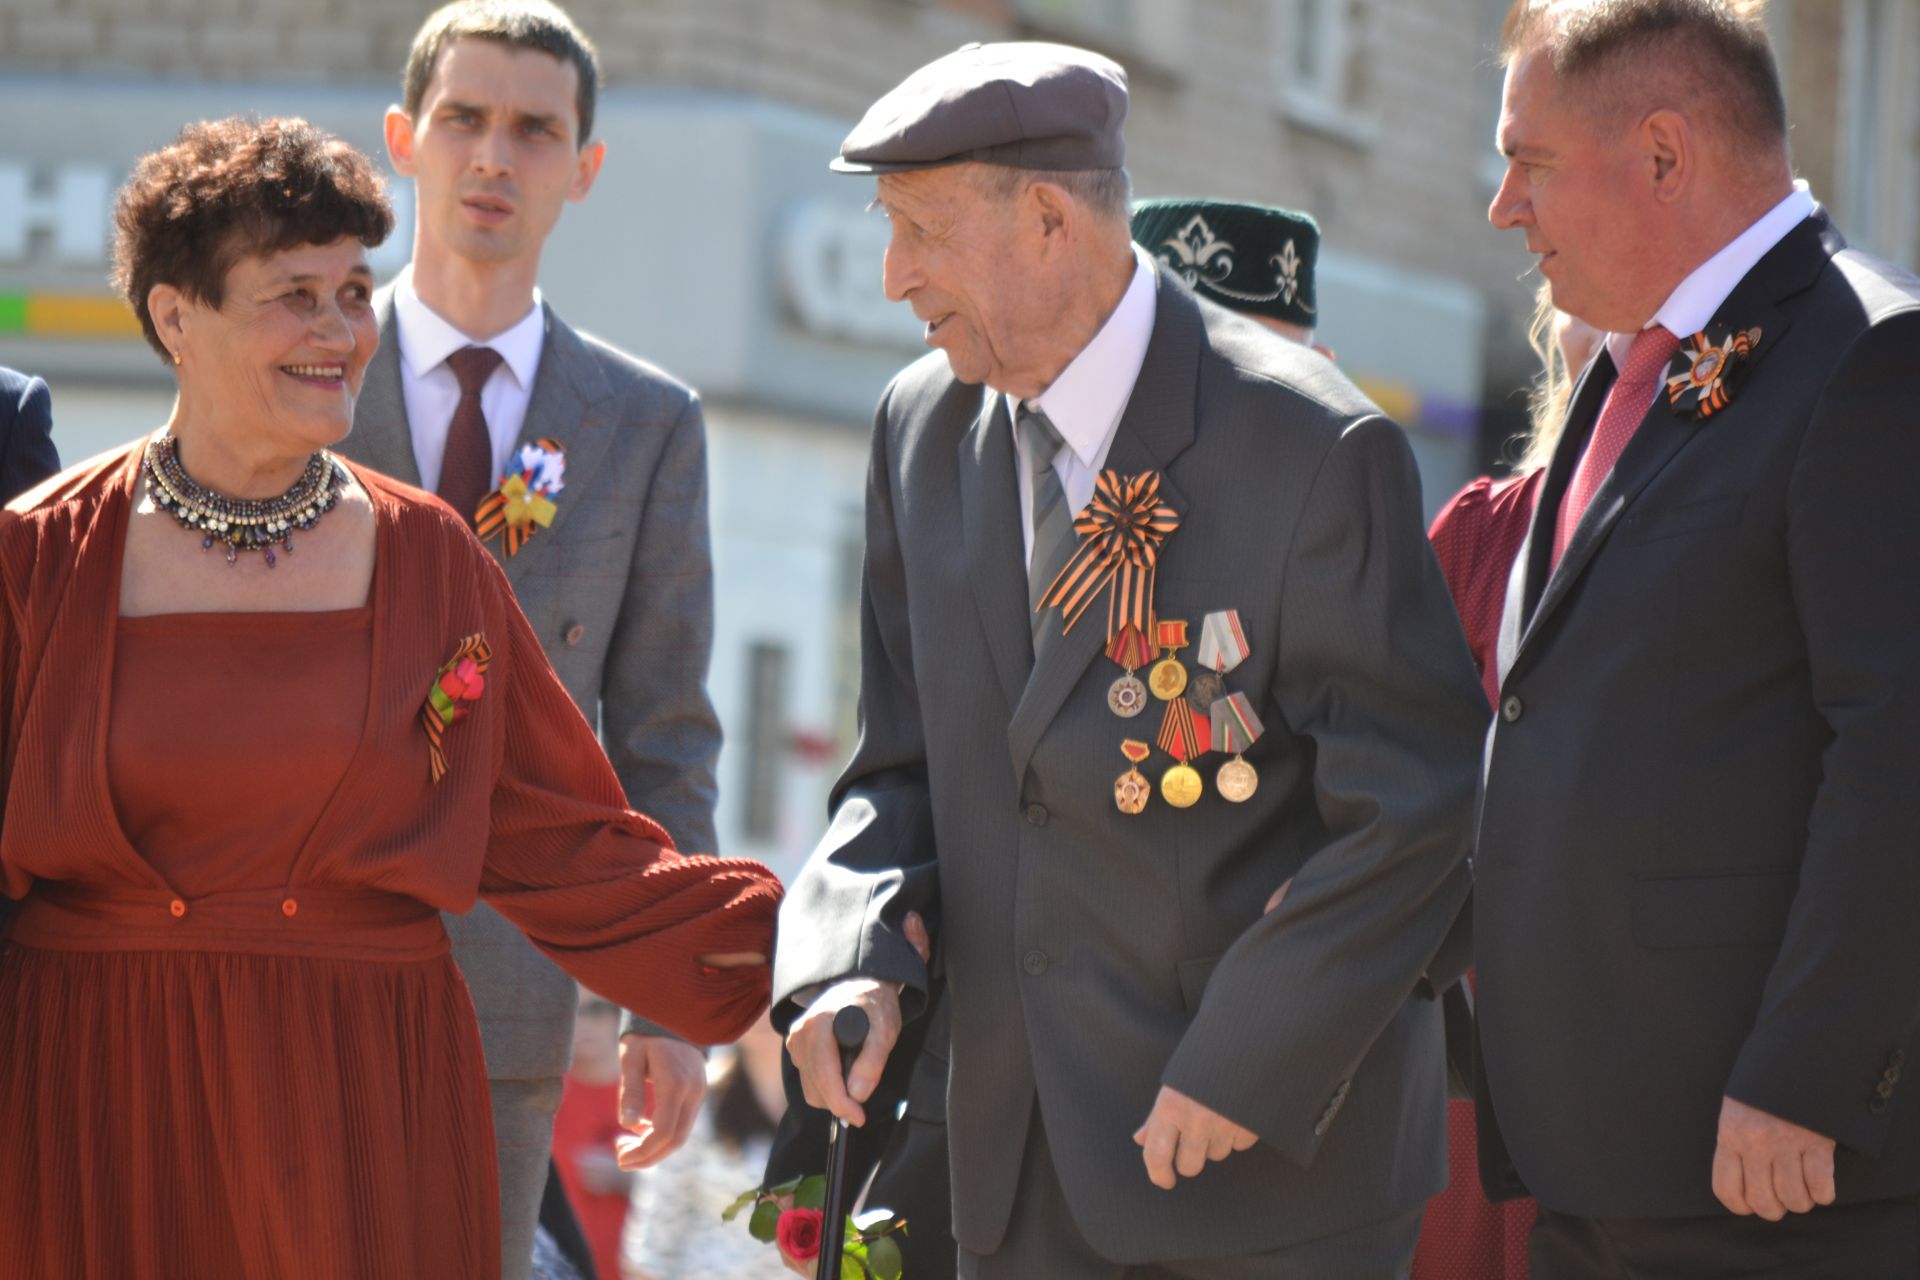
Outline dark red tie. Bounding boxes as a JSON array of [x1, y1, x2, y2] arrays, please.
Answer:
[[1552, 325, 1680, 569], [438, 345, 504, 526]]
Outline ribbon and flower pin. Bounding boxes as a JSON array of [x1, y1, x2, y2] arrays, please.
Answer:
[[475, 439, 566, 556], [421, 633, 492, 783], [1666, 325, 1762, 422], [1037, 469, 1181, 642]]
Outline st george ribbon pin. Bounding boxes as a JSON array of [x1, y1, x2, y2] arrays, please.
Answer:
[[1211, 692, 1264, 803]]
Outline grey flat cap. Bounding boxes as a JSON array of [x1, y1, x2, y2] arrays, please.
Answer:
[[832, 41, 1128, 175]]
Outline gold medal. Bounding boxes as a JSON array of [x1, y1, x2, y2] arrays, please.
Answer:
[[1108, 673, 1148, 718], [1115, 740, 1152, 815], [1216, 756, 1258, 803], [1150, 619, 1190, 701], [1160, 762, 1203, 809]]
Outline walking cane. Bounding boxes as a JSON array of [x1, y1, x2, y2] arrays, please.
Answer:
[[816, 1005, 870, 1280]]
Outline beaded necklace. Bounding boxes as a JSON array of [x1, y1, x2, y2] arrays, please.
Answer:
[[142, 435, 349, 568]]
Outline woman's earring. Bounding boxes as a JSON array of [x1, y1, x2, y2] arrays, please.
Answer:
[[171, 350, 182, 366]]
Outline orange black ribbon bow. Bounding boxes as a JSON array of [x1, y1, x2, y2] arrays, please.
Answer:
[[1666, 326, 1762, 421], [1037, 470, 1181, 641], [421, 633, 492, 783]]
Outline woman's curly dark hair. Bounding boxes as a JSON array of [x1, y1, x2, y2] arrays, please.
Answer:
[[112, 116, 394, 366]]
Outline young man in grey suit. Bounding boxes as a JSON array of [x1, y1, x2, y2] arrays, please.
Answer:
[[338, 3, 719, 1274], [777, 43, 1487, 1278]]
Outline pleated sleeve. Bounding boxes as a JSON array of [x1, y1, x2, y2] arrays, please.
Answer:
[[478, 567, 781, 1046]]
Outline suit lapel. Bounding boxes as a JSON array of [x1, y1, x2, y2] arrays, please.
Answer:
[[958, 389, 1037, 717], [1519, 213, 1836, 656], [351, 289, 424, 486], [1006, 271, 1197, 783], [496, 306, 618, 586]]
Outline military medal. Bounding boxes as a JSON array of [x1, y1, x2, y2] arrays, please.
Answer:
[[1196, 610, 1249, 676], [1211, 692, 1265, 803], [1104, 625, 1152, 719], [1149, 619, 1190, 701], [1114, 739, 1152, 814], [1156, 672, 1205, 808], [1185, 670, 1225, 716]]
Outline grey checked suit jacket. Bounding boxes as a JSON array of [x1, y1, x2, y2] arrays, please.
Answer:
[[773, 272, 1488, 1263], [342, 288, 722, 1082]]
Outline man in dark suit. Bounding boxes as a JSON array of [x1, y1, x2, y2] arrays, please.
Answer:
[[0, 370, 59, 505], [0, 366, 61, 940], [775, 43, 1487, 1277], [758, 197, 1347, 1280], [338, 4, 719, 1275], [1478, 3, 1920, 1275]]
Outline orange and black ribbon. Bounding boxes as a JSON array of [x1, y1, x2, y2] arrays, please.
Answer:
[[1157, 697, 1204, 762], [1666, 326, 1761, 421], [1038, 470, 1181, 642], [1105, 623, 1152, 672], [421, 633, 492, 783], [475, 437, 565, 558]]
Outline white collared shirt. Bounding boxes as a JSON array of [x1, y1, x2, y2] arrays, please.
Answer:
[[1009, 244, 1159, 568], [391, 264, 548, 492], [1604, 181, 1817, 408]]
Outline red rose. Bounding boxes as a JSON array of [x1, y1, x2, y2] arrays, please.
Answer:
[[776, 1207, 824, 1264]]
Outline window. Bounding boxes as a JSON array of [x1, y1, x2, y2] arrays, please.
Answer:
[[1271, 0, 1376, 145], [740, 642, 789, 842]]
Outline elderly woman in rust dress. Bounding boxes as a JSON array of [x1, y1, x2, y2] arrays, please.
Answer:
[[0, 116, 780, 1279]]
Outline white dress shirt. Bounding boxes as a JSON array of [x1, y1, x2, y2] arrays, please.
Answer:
[[1605, 181, 1817, 413], [391, 264, 548, 492], [1010, 244, 1159, 568]]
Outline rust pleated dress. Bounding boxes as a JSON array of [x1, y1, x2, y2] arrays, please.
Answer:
[[0, 445, 782, 1280]]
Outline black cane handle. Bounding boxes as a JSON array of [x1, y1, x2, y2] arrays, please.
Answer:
[[816, 1005, 872, 1280]]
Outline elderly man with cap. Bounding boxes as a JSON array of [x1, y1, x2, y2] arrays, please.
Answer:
[[775, 41, 1486, 1278]]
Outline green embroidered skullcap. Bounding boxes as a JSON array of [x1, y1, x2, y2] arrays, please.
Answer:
[[1131, 198, 1320, 329]]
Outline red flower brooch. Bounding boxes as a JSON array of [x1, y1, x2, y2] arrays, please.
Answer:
[[421, 633, 492, 782], [1666, 325, 1762, 421]]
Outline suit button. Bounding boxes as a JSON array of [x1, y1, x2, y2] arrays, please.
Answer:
[[168, 898, 187, 918], [1876, 1080, 1895, 1099], [1870, 1096, 1889, 1114], [1500, 695, 1524, 723], [1023, 950, 1049, 976], [1024, 803, 1049, 827], [564, 624, 586, 646], [1886, 1066, 1902, 1084], [1893, 1051, 1907, 1069], [1313, 1117, 1331, 1137]]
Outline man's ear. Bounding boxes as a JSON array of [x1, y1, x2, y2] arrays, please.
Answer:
[[1027, 179, 1073, 248], [568, 139, 607, 204], [1644, 108, 1691, 203], [385, 105, 419, 177]]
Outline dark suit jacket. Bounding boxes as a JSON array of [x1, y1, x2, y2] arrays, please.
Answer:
[[0, 367, 59, 941], [1474, 213, 1920, 1217], [773, 271, 1487, 1262], [342, 290, 723, 1079]]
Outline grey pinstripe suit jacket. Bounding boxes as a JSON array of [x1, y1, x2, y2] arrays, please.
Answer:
[[773, 271, 1487, 1263], [342, 288, 722, 1081]]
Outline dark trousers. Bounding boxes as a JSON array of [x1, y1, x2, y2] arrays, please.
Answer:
[[1530, 1198, 1920, 1279], [959, 1108, 1420, 1279]]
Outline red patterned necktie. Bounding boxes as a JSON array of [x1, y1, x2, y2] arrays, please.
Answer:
[[437, 345, 504, 526], [1552, 325, 1680, 569]]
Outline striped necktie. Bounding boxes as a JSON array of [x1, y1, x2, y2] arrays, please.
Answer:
[[1019, 404, 1073, 643]]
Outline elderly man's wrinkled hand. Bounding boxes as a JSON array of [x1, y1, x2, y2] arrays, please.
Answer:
[[786, 977, 902, 1128], [1133, 1085, 1258, 1190]]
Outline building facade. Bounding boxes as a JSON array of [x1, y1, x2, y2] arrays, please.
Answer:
[[1, 0, 1913, 870]]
